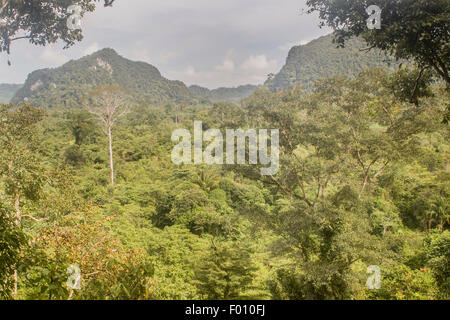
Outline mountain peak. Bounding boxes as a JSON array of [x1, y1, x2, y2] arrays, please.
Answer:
[[92, 47, 118, 55], [266, 34, 399, 92], [11, 49, 196, 107], [89, 48, 122, 61]]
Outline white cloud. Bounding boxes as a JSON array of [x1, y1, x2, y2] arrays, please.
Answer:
[[83, 42, 101, 55], [214, 58, 235, 72], [299, 36, 319, 45], [241, 54, 277, 71], [131, 46, 151, 62], [159, 51, 181, 64], [39, 47, 70, 66], [130, 42, 180, 66], [277, 37, 318, 53], [278, 40, 300, 52], [185, 65, 197, 77], [168, 52, 277, 88], [0, 0, 331, 85]]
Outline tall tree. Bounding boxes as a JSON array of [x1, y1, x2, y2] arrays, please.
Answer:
[[83, 85, 130, 186], [0, 201, 26, 299], [64, 110, 97, 146], [194, 239, 257, 299], [0, 103, 46, 225], [0, 103, 46, 296]]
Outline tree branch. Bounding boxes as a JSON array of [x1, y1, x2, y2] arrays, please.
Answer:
[[22, 214, 48, 222], [0, 0, 9, 27], [411, 66, 431, 105], [0, 0, 8, 15]]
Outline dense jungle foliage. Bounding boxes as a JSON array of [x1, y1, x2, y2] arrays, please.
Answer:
[[0, 0, 448, 301], [0, 66, 448, 300]]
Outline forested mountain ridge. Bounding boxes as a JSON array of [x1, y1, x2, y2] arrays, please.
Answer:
[[189, 34, 398, 100], [10, 35, 399, 108], [11, 48, 197, 108], [189, 84, 260, 103], [0, 83, 22, 103], [10, 34, 399, 108], [266, 34, 399, 91]]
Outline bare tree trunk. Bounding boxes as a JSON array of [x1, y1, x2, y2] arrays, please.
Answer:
[[12, 191, 21, 297], [83, 86, 129, 186], [7, 161, 20, 296], [108, 125, 114, 186], [13, 270, 17, 296], [0, 0, 9, 15], [14, 191, 21, 226], [360, 173, 370, 198]]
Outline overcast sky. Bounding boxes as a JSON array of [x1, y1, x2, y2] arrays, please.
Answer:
[[0, 0, 331, 89]]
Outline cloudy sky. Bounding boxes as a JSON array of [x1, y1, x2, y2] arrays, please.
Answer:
[[0, 0, 331, 88]]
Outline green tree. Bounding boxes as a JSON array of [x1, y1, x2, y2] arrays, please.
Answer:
[[0, 103, 46, 225], [24, 208, 155, 300], [241, 69, 445, 299], [64, 110, 97, 146], [0, 0, 116, 55], [0, 201, 26, 299], [194, 239, 257, 299], [306, 0, 450, 84], [83, 85, 130, 186], [0, 103, 47, 297], [422, 231, 450, 299]]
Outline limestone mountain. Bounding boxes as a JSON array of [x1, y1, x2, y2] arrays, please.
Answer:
[[10, 35, 400, 108], [12, 48, 197, 108], [265, 34, 399, 91]]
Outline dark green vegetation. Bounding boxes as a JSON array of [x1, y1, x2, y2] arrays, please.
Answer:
[[12, 48, 197, 107], [1, 64, 448, 299], [306, 0, 449, 85], [189, 84, 260, 103], [0, 0, 114, 56], [0, 83, 22, 103], [0, 0, 449, 300], [265, 34, 399, 91]]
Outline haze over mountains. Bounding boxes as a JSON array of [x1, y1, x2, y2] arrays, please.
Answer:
[[5, 34, 398, 106], [189, 84, 260, 103], [0, 84, 22, 103]]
